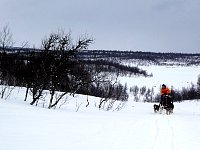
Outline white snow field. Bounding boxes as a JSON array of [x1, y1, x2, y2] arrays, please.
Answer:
[[0, 91, 200, 150], [0, 65, 200, 150]]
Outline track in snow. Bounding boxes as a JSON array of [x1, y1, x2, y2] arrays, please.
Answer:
[[1, 98, 200, 150]]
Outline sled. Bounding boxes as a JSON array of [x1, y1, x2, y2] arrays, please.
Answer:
[[153, 95, 174, 115]]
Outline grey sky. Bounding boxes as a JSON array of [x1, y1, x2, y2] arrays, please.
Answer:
[[1, 0, 200, 53]]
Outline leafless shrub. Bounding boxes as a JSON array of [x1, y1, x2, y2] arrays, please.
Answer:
[[0, 85, 14, 100], [113, 101, 127, 111]]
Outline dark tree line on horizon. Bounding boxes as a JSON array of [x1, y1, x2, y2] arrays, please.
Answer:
[[77, 50, 200, 66], [3, 48, 200, 66]]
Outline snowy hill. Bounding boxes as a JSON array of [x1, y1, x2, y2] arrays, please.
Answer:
[[1, 48, 200, 150], [0, 89, 200, 150]]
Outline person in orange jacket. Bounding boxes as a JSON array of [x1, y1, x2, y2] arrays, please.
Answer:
[[160, 84, 170, 95], [160, 84, 171, 105]]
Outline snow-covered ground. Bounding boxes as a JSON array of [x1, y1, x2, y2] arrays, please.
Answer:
[[0, 89, 200, 150], [1, 65, 200, 150]]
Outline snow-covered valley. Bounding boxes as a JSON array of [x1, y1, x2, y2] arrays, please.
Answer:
[[119, 65, 200, 94], [0, 64, 200, 150]]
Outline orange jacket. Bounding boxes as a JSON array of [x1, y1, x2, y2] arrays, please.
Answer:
[[160, 87, 170, 95]]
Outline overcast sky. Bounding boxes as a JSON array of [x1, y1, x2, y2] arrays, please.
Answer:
[[1, 0, 200, 53]]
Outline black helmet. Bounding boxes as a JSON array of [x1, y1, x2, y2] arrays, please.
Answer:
[[162, 84, 166, 88]]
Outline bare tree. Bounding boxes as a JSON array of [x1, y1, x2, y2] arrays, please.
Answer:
[[40, 30, 93, 109], [0, 25, 14, 52], [197, 75, 200, 98], [197, 75, 200, 89], [98, 77, 118, 109], [0, 25, 14, 90]]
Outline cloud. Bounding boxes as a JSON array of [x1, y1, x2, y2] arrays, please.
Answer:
[[153, 0, 184, 12], [0, 0, 200, 53]]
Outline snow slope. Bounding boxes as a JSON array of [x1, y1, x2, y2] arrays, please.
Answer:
[[1, 91, 200, 150], [0, 65, 200, 150]]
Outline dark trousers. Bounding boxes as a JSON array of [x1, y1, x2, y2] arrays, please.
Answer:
[[160, 95, 165, 106], [160, 95, 172, 106]]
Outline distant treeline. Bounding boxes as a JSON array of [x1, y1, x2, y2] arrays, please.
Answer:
[[2, 47, 200, 65], [77, 50, 200, 66], [80, 59, 150, 77]]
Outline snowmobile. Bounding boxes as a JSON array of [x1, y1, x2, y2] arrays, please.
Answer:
[[154, 95, 174, 115]]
